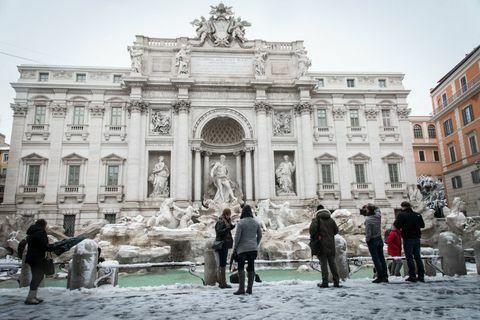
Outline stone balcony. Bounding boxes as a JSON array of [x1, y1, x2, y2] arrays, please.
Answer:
[[316, 182, 340, 199], [98, 185, 124, 202], [104, 125, 127, 141], [25, 124, 50, 140], [313, 126, 334, 142], [379, 126, 400, 142], [385, 181, 408, 199], [346, 126, 367, 142], [16, 185, 45, 204], [58, 185, 85, 203], [65, 124, 89, 141], [350, 182, 374, 199]]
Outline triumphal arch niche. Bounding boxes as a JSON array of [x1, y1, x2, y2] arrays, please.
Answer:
[[131, 2, 318, 209]]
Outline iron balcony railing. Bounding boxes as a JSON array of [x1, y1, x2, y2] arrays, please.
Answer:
[[433, 73, 480, 116]]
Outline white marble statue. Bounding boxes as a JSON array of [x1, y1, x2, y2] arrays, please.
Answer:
[[175, 45, 191, 76], [151, 112, 171, 135], [269, 200, 294, 229], [438, 231, 467, 276], [273, 112, 292, 136], [172, 203, 200, 229], [210, 155, 237, 204], [127, 46, 143, 74], [190, 16, 211, 45], [149, 156, 170, 198], [275, 155, 296, 195], [229, 17, 250, 43], [149, 198, 178, 229], [256, 199, 272, 231], [295, 48, 311, 78], [253, 46, 267, 77]]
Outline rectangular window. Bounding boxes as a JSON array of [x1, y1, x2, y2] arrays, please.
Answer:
[[451, 176, 462, 189], [27, 164, 40, 186], [3, 153, 8, 162], [378, 79, 386, 88], [443, 119, 453, 136], [315, 78, 324, 89], [76, 73, 86, 82], [111, 107, 122, 126], [381, 109, 391, 127], [317, 109, 328, 127], [73, 106, 85, 125], [388, 163, 399, 183], [63, 215, 76, 237], [104, 213, 117, 224], [448, 144, 456, 163], [350, 110, 360, 127], [107, 165, 119, 185], [321, 164, 332, 183], [472, 169, 480, 184], [441, 93, 448, 108], [34, 105, 47, 124], [468, 134, 478, 154], [113, 75, 122, 83], [460, 76, 467, 93], [462, 105, 474, 125], [433, 150, 440, 161], [419, 150, 425, 162], [68, 165, 80, 186], [38, 72, 49, 82], [347, 79, 355, 88], [354, 163, 366, 183], [2, 168, 7, 175]]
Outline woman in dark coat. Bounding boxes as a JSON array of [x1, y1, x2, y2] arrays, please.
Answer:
[[214, 208, 235, 289], [24, 219, 52, 304]]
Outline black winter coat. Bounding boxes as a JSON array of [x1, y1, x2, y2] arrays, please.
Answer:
[[25, 224, 52, 266], [309, 209, 339, 256], [394, 208, 425, 239], [215, 217, 234, 249]]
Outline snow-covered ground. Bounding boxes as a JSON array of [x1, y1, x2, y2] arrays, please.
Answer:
[[1, 275, 480, 320]]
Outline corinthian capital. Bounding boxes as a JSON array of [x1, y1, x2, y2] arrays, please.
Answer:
[[253, 101, 272, 114], [396, 107, 411, 120], [127, 99, 149, 115], [294, 101, 312, 115], [364, 108, 379, 121], [89, 105, 105, 117], [172, 99, 191, 114], [331, 106, 346, 120], [11, 103, 28, 117], [50, 104, 67, 118]]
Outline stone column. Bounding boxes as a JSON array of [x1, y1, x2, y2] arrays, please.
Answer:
[[125, 100, 148, 202], [85, 105, 105, 203], [203, 151, 211, 196], [234, 151, 242, 193], [44, 104, 67, 204], [254, 101, 272, 200], [364, 103, 386, 199], [173, 100, 191, 201], [244, 147, 253, 201], [3, 104, 28, 204], [397, 106, 417, 184], [193, 147, 202, 202], [296, 101, 316, 199]]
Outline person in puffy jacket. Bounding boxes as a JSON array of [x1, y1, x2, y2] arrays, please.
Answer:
[[24, 219, 53, 305], [214, 208, 235, 289], [309, 206, 340, 288], [362, 204, 388, 283], [232, 205, 262, 295], [385, 226, 402, 276]]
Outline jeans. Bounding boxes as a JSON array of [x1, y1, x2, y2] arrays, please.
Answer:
[[319, 254, 339, 284], [389, 257, 403, 276], [28, 262, 45, 290], [367, 237, 388, 280], [214, 246, 229, 268], [237, 251, 257, 273], [403, 238, 425, 279]]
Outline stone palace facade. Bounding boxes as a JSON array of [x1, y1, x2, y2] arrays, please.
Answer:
[[1, 4, 416, 229]]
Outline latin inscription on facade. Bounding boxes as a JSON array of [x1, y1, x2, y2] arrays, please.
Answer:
[[191, 56, 252, 76]]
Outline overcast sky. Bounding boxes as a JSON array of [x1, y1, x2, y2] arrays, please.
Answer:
[[0, 0, 479, 143]]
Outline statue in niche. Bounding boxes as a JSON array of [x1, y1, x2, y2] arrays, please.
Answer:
[[253, 45, 267, 77], [127, 46, 143, 74], [151, 112, 171, 135], [175, 45, 192, 76], [273, 112, 292, 136], [210, 154, 237, 204], [275, 155, 296, 195], [295, 47, 311, 78], [148, 156, 170, 197]]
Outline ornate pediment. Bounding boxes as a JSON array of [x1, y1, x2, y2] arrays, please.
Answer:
[[348, 153, 370, 161], [62, 153, 87, 163], [382, 152, 404, 161], [315, 153, 337, 162], [21, 153, 48, 162], [101, 154, 126, 164], [190, 3, 251, 47]]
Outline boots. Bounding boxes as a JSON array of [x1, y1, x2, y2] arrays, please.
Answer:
[[233, 271, 245, 295], [218, 267, 232, 289], [246, 272, 255, 294], [24, 290, 41, 305]]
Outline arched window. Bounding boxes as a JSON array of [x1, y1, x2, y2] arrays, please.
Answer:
[[413, 124, 423, 138], [428, 124, 436, 138]]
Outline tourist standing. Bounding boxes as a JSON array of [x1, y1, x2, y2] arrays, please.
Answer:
[[233, 205, 262, 295], [362, 204, 389, 283], [214, 208, 235, 289], [394, 201, 425, 282], [309, 206, 340, 288], [24, 219, 53, 304], [385, 225, 403, 276]]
